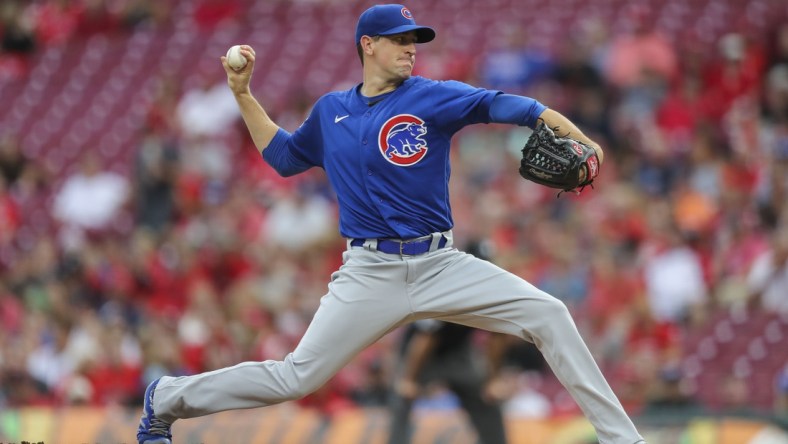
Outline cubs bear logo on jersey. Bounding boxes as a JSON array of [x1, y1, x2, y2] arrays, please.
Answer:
[[378, 114, 429, 166]]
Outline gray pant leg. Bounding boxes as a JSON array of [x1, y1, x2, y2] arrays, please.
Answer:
[[153, 250, 412, 423], [410, 250, 644, 444]]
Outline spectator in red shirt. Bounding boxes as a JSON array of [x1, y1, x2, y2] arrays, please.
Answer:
[[0, 177, 20, 245], [28, 0, 82, 47], [75, 0, 120, 37], [604, 6, 677, 90], [701, 33, 766, 124]]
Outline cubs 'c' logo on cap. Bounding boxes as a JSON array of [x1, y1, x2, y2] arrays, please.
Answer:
[[401, 7, 413, 19], [378, 114, 428, 166]]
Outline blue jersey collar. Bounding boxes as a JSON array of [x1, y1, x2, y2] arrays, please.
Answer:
[[353, 76, 418, 108]]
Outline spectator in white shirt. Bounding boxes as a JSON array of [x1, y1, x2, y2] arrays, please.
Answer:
[[52, 154, 129, 248], [747, 223, 788, 314]]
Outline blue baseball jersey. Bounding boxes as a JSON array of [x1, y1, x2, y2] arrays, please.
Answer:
[[263, 76, 542, 239]]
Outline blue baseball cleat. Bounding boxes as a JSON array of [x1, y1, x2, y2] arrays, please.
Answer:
[[137, 378, 173, 444]]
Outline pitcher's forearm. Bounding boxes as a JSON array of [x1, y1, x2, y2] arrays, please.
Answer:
[[538, 108, 604, 164], [220, 45, 278, 153], [234, 91, 280, 154]]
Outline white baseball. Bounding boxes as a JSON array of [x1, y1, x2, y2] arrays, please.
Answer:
[[226, 45, 248, 71]]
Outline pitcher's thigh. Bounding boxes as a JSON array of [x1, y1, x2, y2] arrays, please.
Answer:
[[416, 253, 573, 341], [290, 267, 412, 394]]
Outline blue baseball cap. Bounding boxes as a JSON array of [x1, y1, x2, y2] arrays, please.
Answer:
[[355, 4, 435, 45]]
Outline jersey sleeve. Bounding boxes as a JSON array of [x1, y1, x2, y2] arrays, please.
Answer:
[[488, 93, 547, 128], [262, 104, 325, 177], [430, 80, 502, 134]]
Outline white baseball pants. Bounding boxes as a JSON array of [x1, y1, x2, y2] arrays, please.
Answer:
[[153, 242, 644, 444]]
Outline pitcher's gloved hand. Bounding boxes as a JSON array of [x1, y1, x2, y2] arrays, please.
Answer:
[[519, 120, 600, 194]]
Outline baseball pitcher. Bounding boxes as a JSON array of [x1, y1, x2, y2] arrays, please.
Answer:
[[137, 4, 645, 444]]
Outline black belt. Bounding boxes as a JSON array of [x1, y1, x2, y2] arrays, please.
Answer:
[[350, 235, 448, 256]]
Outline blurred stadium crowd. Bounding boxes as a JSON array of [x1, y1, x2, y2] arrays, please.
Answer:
[[0, 0, 787, 430]]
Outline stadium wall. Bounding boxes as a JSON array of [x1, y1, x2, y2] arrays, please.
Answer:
[[2, 405, 786, 444]]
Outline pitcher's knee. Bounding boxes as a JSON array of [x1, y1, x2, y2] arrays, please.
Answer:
[[539, 296, 571, 319], [525, 297, 574, 338], [284, 386, 310, 401], [273, 381, 311, 401], [268, 358, 326, 401], [276, 375, 323, 401]]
